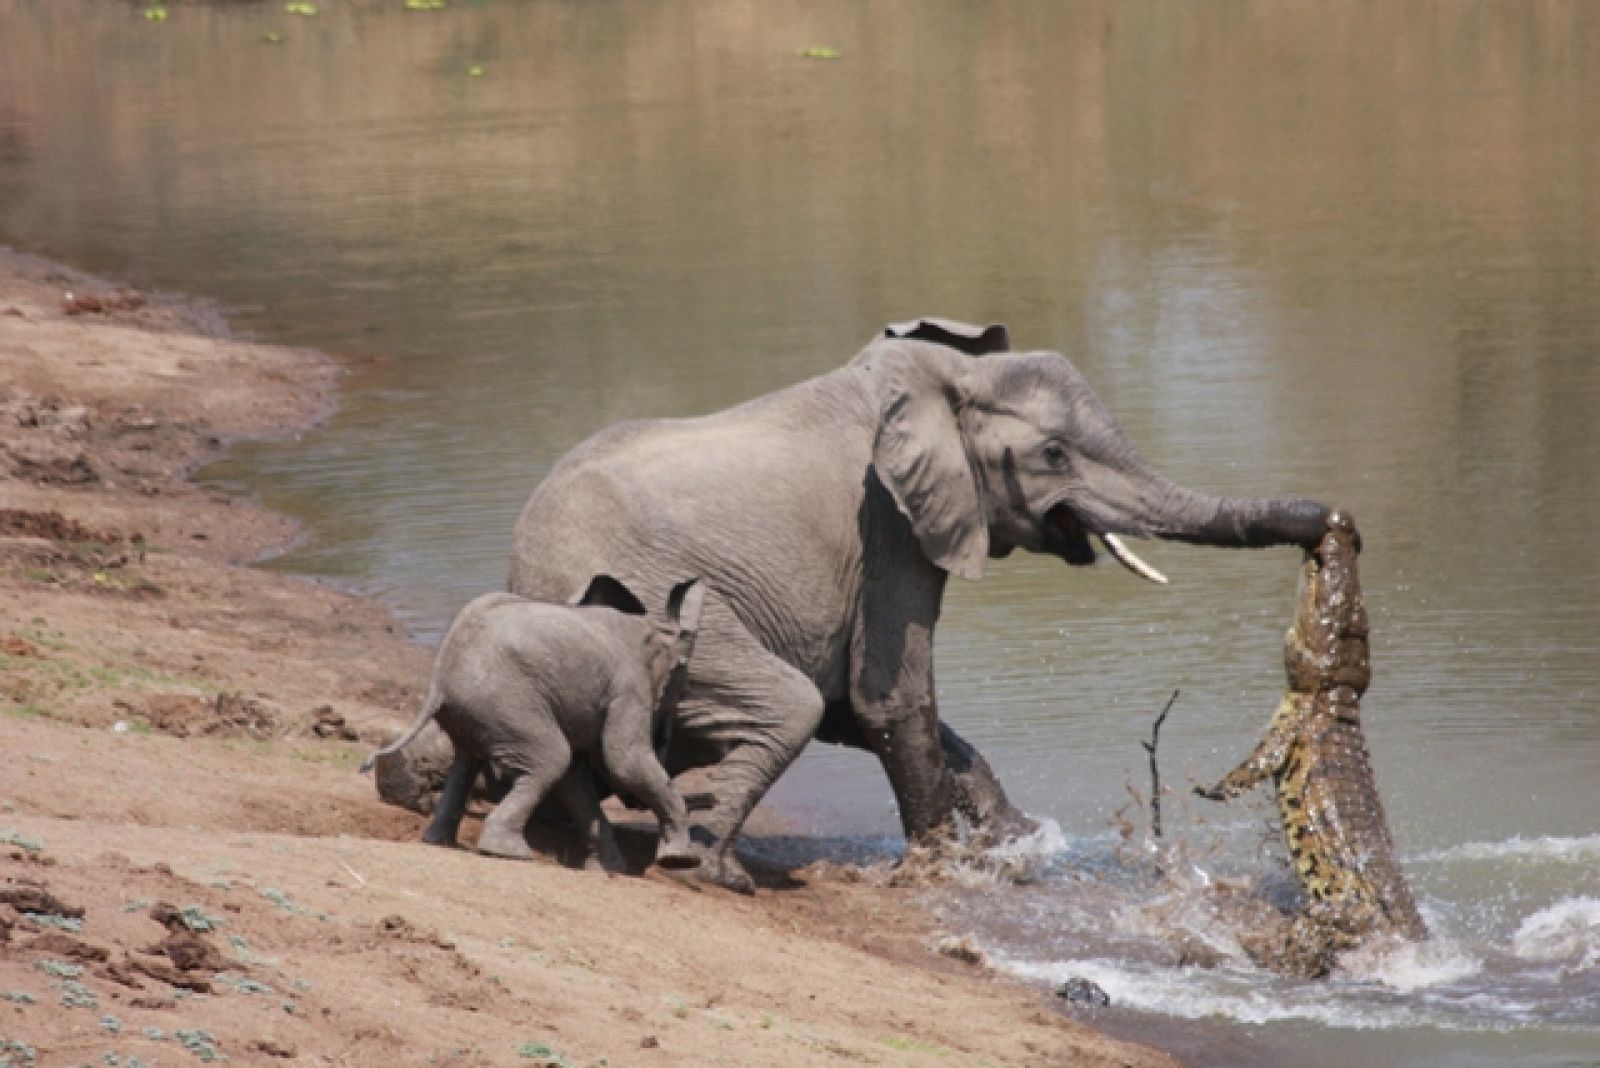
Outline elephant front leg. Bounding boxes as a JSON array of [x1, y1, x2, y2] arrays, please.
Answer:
[[938, 722, 1036, 843], [600, 695, 700, 872], [852, 583, 1029, 844], [817, 699, 1033, 845], [862, 704, 956, 841], [862, 703, 1036, 845]]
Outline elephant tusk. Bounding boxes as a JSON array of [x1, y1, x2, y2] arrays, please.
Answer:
[[1100, 533, 1169, 585]]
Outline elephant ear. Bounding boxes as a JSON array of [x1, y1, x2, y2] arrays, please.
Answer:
[[657, 578, 705, 718], [883, 318, 1010, 356], [872, 352, 989, 580], [569, 573, 648, 616], [664, 578, 706, 644]]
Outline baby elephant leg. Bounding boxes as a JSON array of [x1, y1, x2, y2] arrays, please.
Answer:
[[552, 763, 627, 873], [478, 737, 571, 860], [421, 755, 481, 847], [603, 698, 699, 871]]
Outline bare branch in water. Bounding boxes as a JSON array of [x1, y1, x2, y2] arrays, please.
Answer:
[[1141, 689, 1181, 840]]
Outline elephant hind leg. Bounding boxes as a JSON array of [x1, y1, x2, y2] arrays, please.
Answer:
[[676, 613, 826, 892], [478, 739, 571, 860]]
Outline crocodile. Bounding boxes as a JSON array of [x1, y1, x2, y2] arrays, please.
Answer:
[[1197, 510, 1426, 977]]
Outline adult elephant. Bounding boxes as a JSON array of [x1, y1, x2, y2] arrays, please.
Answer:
[[509, 319, 1329, 891]]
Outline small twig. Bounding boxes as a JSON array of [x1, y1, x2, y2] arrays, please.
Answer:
[[1141, 689, 1180, 840], [339, 860, 368, 888]]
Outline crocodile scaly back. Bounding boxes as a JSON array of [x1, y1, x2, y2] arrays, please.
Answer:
[[1292, 515, 1426, 942], [1198, 511, 1426, 976]]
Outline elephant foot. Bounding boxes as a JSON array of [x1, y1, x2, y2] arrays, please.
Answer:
[[665, 840, 753, 893], [420, 827, 459, 848], [654, 835, 702, 872], [699, 850, 754, 894], [581, 840, 628, 874], [475, 826, 535, 860], [581, 851, 628, 874], [940, 722, 1038, 845]]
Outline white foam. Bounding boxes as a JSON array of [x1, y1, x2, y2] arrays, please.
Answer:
[[994, 954, 1441, 1030], [1339, 935, 1482, 993], [987, 816, 1070, 865], [1510, 897, 1600, 970], [1414, 834, 1600, 866], [946, 817, 1071, 887]]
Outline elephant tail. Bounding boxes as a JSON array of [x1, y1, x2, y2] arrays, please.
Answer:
[[358, 673, 446, 775]]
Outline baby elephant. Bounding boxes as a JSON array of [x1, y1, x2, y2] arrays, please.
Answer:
[[363, 575, 705, 871]]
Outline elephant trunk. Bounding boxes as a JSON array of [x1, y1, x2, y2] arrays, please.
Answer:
[[1141, 471, 1330, 550], [1070, 411, 1330, 553]]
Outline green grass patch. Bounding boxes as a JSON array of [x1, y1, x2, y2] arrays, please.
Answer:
[[2, 827, 45, 853], [176, 905, 224, 932], [2, 701, 48, 720], [292, 744, 365, 770], [515, 1042, 574, 1067], [20, 622, 68, 650], [880, 1035, 953, 1055]]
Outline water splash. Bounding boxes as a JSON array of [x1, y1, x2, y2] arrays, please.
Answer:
[[1510, 897, 1600, 970], [919, 827, 1600, 1036], [942, 818, 1071, 887], [1339, 935, 1483, 993], [1414, 835, 1600, 866], [993, 954, 1471, 1030]]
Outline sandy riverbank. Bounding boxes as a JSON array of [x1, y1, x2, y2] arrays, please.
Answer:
[[0, 246, 1177, 1067]]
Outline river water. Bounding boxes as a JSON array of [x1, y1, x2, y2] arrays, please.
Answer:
[[2, 2, 1596, 1064]]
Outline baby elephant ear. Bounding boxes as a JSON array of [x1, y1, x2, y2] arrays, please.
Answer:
[[665, 578, 706, 637], [883, 318, 1010, 356], [570, 574, 648, 616]]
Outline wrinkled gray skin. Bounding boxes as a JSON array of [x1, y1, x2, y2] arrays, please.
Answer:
[[510, 320, 1330, 892], [365, 576, 706, 871]]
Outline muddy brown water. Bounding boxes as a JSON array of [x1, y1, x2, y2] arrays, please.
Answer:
[[3, 2, 1596, 1064]]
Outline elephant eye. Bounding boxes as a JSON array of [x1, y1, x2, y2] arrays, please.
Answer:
[[1042, 442, 1069, 468]]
